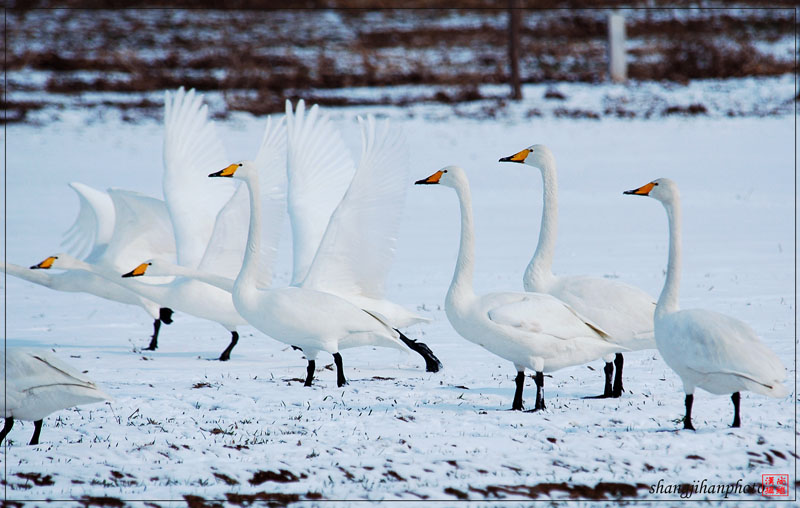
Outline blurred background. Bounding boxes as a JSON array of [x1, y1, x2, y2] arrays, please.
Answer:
[[4, 2, 797, 124]]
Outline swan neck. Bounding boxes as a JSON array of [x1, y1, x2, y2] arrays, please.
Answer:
[[447, 180, 476, 303], [657, 199, 682, 316], [235, 173, 262, 295], [524, 161, 558, 290]]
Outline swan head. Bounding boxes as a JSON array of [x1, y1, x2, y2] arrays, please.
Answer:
[[623, 177, 679, 203], [121, 258, 179, 278], [498, 144, 555, 171], [121, 261, 152, 278], [30, 253, 83, 270], [414, 165, 465, 188], [209, 160, 258, 180]]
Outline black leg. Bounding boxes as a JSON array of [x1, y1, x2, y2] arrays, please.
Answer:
[[511, 371, 525, 410], [731, 392, 741, 428], [533, 371, 546, 411], [0, 418, 14, 445], [304, 359, 316, 387], [218, 331, 239, 362], [395, 329, 443, 373], [584, 362, 614, 399], [29, 420, 43, 445], [611, 353, 624, 398], [683, 394, 695, 430], [333, 353, 347, 387], [159, 307, 174, 325], [145, 319, 161, 351]]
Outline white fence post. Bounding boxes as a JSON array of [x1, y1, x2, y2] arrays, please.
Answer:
[[608, 11, 627, 83]]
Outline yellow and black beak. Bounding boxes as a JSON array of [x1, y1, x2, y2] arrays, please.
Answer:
[[499, 148, 530, 164], [30, 256, 57, 270], [415, 170, 444, 185], [122, 262, 150, 278], [209, 163, 238, 178], [623, 182, 656, 196]]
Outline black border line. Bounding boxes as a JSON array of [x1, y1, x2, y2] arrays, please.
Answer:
[[2, 4, 797, 505]]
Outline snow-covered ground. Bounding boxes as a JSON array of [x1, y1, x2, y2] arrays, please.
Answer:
[[1, 82, 795, 505]]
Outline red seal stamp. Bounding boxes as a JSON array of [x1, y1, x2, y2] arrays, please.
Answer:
[[762, 474, 789, 497]]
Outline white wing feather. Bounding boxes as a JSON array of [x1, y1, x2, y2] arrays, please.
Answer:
[[302, 116, 408, 299], [102, 189, 176, 273], [1, 349, 111, 421], [162, 87, 235, 268], [285, 100, 355, 285], [61, 182, 115, 262], [487, 292, 611, 341]]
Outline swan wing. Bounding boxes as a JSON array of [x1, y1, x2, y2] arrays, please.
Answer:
[[162, 87, 235, 268], [302, 116, 408, 299], [666, 309, 787, 388], [285, 100, 355, 285], [549, 275, 655, 341], [61, 182, 115, 262], [103, 189, 177, 273], [198, 116, 287, 287], [1, 349, 111, 420], [486, 292, 610, 341]]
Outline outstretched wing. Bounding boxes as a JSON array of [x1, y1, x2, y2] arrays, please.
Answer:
[[61, 182, 115, 262], [162, 87, 235, 268], [197, 115, 287, 288], [302, 116, 408, 299], [285, 100, 355, 285], [101, 189, 176, 273]]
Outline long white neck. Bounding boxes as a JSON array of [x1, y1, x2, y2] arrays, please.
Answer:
[[4, 262, 54, 288], [446, 179, 476, 304], [153, 263, 235, 293], [523, 159, 558, 291], [233, 172, 262, 299], [657, 198, 682, 316]]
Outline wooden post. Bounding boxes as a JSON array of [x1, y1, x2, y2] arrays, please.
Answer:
[[608, 11, 627, 83], [508, 0, 522, 100]]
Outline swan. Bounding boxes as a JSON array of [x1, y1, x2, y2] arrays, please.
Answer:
[[206, 108, 431, 387], [92, 87, 247, 360], [8, 183, 176, 350], [499, 144, 656, 398], [624, 178, 788, 429], [416, 166, 625, 410], [285, 101, 439, 370], [1, 349, 111, 445]]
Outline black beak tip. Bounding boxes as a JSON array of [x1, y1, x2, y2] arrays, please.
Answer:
[[623, 190, 638, 195], [208, 171, 221, 178], [414, 178, 429, 185], [29, 264, 39, 269], [498, 156, 511, 162], [121, 271, 134, 278]]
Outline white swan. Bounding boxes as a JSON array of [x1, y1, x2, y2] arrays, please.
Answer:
[[624, 178, 788, 429], [109, 88, 250, 360], [10, 184, 177, 349], [416, 166, 625, 410], [1, 349, 111, 445], [207, 110, 421, 388], [499, 144, 656, 398]]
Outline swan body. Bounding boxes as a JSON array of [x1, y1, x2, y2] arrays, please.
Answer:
[[624, 178, 788, 429], [499, 144, 656, 398], [1, 349, 111, 445], [416, 165, 624, 410]]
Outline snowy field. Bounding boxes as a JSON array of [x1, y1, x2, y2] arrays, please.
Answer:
[[2, 82, 796, 505]]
